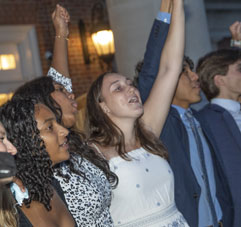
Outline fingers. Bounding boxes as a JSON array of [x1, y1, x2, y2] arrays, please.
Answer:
[[229, 21, 241, 40], [237, 22, 241, 40], [52, 4, 69, 23], [52, 4, 70, 36], [51, 9, 56, 20], [57, 4, 70, 23], [13, 176, 25, 192], [229, 21, 239, 34]]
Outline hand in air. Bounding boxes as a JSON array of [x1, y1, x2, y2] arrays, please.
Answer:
[[229, 21, 241, 41], [52, 4, 70, 37]]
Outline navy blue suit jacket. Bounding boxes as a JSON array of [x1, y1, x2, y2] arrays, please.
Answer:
[[138, 19, 233, 227], [196, 103, 241, 227]]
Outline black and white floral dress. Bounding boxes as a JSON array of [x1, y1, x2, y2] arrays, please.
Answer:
[[54, 155, 113, 227]]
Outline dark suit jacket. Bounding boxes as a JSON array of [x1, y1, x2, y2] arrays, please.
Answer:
[[138, 19, 233, 227], [196, 103, 241, 227]]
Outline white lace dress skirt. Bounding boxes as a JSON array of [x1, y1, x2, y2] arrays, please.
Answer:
[[109, 148, 189, 227], [54, 156, 113, 227]]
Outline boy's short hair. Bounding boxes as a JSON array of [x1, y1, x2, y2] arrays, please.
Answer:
[[196, 49, 241, 100]]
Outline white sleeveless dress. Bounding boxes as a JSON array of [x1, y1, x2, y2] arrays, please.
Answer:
[[109, 147, 189, 227]]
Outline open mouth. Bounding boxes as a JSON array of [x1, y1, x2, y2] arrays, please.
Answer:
[[192, 83, 200, 89], [71, 101, 78, 112], [128, 95, 139, 104], [60, 139, 69, 148]]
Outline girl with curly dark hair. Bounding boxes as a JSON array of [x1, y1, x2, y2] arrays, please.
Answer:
[[0, 97, 76, 227], [11, 4, 117, 226]]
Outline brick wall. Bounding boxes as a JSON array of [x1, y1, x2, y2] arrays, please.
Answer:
[[0, 0, 107, 97]]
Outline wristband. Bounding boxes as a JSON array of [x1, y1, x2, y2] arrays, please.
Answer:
[[230, 39, 241, 48]]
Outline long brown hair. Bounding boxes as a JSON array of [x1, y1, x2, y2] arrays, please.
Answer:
[[0, 185, 18, 227], [85, 72, 168, 160]]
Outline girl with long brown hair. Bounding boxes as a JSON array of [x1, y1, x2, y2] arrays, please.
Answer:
[[85, 0, 188, 226]]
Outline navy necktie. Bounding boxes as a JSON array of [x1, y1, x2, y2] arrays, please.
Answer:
[[185, 109, 218, 227]]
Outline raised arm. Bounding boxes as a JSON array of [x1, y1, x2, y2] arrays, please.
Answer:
[[51, 4, 70, 77], [141, 0, 185, 137], [138, 0, 172, 103]]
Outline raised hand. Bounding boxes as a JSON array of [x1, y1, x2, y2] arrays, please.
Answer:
[[50, 4, 70, 78], [229, 21, 241, 41], [52, 4, 70, 38]]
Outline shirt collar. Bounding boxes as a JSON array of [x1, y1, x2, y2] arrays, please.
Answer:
[[172, 104, 189, 118], [172, 105, 201, 127], [211, 98, 241, 113]]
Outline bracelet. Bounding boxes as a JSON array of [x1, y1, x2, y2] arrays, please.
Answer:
[[47, 67, 73, 93], [55, 35, 69, 41], [230, 39, 241, 48]]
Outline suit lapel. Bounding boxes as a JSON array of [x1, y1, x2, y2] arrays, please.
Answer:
[[222, 111, 241, 150], [169, 107, 191, 161], [210, 104, 241, 150]]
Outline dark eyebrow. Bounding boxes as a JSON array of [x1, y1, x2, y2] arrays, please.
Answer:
[[43, 117, 55, 124]]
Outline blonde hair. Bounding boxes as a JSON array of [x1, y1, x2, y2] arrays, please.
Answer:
[[0, 185, 18, 227]]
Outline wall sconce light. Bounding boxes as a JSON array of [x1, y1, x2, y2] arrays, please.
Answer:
[[91, 0, 115, 70], [0, 93, 13, 106], [0, 54, 16, 70]]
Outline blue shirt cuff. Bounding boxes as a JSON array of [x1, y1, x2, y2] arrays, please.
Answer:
[[156, 12, 171, 24]]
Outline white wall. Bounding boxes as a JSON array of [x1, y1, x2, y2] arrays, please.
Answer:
[[106, 0, 161, 77], [106, 0, 212, 78], [0, 25, 42, 93]]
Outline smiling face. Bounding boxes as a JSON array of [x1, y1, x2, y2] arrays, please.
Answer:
[[51, 83, 78, 128], [0, 122, 17, 155], [99, 73, 143, 123], [172, 65, 201, 109], [35, 103, 70, 166]]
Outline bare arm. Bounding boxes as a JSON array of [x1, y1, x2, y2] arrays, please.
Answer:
[[141, 0, 185, 137], [51, 4, 70, 77], [161, 0, 173, 12]]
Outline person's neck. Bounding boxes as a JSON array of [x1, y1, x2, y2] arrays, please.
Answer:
[[112, 117, 138, 151], [215, 94, 240, 102], [172, 100, 190, 109]]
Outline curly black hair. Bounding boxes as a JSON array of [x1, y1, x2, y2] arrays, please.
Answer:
[[13, 77, 62, 123], [13, 76, 118, 188], [0, 97, 54, 210]]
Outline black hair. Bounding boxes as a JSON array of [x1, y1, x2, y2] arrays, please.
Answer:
[[134, 55, 194, 81], [13, 77, 62, 123], [0, 98, 54, 210], [182, 55, 194, 72], [13, 76, 118, 188]]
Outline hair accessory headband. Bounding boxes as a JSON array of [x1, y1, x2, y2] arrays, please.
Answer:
[[47, 67, 73, 93]]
